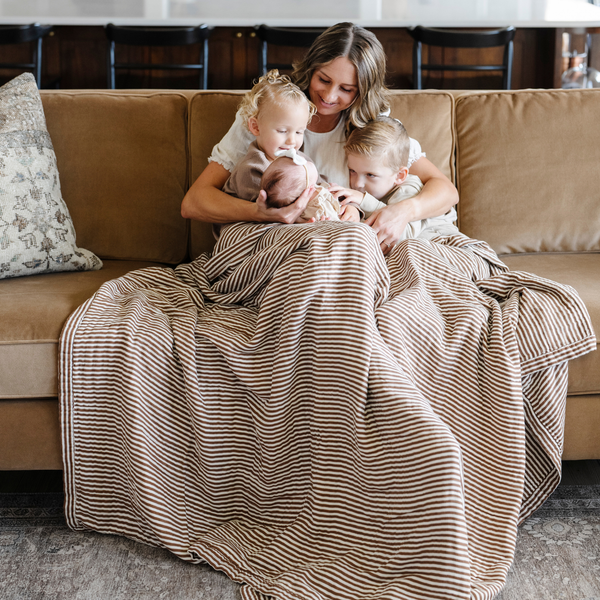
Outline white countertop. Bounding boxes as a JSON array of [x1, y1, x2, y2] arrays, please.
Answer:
[[0, 0, 599, 28]]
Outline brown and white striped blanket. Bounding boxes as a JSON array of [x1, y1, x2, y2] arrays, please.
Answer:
[[60, 221, 595, 600]]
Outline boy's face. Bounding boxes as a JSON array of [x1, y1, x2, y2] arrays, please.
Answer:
[[347, 153, 408, 200], [248, 100, 310, 162]]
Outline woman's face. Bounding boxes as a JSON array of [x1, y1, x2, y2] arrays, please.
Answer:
[[308, 57, 359, 118]]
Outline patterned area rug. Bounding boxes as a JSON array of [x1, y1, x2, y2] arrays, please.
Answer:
[[1, 486, 599, 600]]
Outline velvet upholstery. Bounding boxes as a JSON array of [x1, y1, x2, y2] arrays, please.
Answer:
[[0, 88, 597, 470], [41, 91, 189, 264], [501, 253, 599, 396], [0, 260, 167, 399], [187, 90, 456, 260], [455, 89, 600, 254]]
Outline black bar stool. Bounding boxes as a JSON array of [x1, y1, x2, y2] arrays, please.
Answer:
[[408, 26, 516, 90], [105, 23, 213, 89], [255, 24, 325, 76], [0, 24, 53, 88]]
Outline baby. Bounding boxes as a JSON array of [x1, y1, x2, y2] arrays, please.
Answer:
[[222, 69, 360, 222], [330, 116, 459, 239], [261, 150, 343, 221]]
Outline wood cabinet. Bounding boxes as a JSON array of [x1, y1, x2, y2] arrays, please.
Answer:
[[0, 25, 595, 91]]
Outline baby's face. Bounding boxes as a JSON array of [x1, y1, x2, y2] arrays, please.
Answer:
[[249, 99, 310, 162], [347, 153, 407, 200]]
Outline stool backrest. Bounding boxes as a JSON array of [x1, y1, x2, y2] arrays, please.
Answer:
[[105, 23, 213, 90], [0, 23, 53, 87], [255, 25, 324, 76], [409, 26, 516, 49], [408, 26, 516, 90], [106, 24, 211, 47]]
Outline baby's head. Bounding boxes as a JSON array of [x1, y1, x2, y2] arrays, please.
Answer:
[[344, 116, 410, 200], [261, 156, 319, 209], [239, 70, 317, 162]]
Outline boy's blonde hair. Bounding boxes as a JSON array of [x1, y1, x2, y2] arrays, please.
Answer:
[[344, 116, 410, 172], [239, 69, 316, 129]]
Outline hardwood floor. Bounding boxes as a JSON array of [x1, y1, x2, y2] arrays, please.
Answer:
[[1, 461, 599, 494]]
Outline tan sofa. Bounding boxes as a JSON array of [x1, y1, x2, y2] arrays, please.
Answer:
[[0, 88, 598, 471]]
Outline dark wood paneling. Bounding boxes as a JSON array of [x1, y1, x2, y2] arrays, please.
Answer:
[[0, 25, 580, 91]]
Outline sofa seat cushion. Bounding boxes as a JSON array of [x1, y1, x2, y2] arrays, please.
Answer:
[[0, 260, 166, 398], [501, 252, 599, 395]]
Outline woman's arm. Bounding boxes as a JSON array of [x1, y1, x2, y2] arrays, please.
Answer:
[[364, 156, 458, 254], [181, 161, 314, 224]]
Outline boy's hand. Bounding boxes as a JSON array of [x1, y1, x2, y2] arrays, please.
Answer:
[[328, 185, 364, 206], [339, 204, 361, 222]]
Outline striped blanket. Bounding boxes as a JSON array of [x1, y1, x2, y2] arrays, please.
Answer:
[[60, 221, 595, 600]]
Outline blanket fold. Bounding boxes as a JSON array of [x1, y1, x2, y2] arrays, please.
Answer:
[[60, 222, 595, 600]]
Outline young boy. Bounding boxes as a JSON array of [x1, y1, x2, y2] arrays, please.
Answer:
[[330, 116, 459, 240]]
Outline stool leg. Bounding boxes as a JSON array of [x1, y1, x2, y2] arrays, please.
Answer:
[[201, 37, 209, 89], [261, 41, 267, 76], [413, 41, 422, 90], [107, 40, 116, 89], [504, 40, 514, 90], [35, 37, 42, 88]]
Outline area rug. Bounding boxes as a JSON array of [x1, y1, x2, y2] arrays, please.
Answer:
[[1, 486, 599, 600]]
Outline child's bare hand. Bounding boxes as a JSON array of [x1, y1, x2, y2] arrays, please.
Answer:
[[328, 185, 364, 206], [338, 204, 361, 223]]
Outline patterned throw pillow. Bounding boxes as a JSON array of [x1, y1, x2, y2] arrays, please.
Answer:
[[0, 73, 102, 279]]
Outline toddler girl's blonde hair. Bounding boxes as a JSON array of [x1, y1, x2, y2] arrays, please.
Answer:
[[239, 69, 316, 130], [344, 116, 410, 172]]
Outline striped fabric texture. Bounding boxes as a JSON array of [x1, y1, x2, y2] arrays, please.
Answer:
[[60, 222, 596, 600]]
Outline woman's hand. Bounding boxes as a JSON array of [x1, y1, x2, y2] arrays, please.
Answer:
[[182, 162, 317, 225], [328, 185, 364, 206], [256, 186, 316, 224], [338, 204, 361, 222], [365, 201, 414, 255], [363, 157, 459, 255]]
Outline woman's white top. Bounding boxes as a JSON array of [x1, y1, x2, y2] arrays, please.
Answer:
[[209, 108, 426, 188]]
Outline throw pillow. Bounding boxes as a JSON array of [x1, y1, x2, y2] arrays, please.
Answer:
[[0, 73, 102, 279]]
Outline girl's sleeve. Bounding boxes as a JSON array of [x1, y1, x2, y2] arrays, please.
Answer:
[[209, 109, 255, 173], [388, 115, 426, 169], [407, 137, 426, 169]]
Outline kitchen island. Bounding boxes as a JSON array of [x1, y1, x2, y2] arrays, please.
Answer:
[[0, 0, 598, 89]]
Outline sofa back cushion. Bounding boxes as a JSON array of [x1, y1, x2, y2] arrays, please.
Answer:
[[388, 90, 455, 183], [188, 90, 455, 259], [41, 91, 189, 264], [188, 91, 243, 259], [455, 89, 600, 254]]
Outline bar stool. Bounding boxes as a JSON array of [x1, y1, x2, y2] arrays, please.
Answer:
[[255, 24, 324, 76], [105, 23, 213, 89], [408, 26, 516, 90], [0, 24, 53, 88]]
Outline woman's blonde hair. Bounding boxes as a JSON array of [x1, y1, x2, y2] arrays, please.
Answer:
[[239, 69, 316, 129], [344, 116, 410, 171], [292, 22, 390, 135]]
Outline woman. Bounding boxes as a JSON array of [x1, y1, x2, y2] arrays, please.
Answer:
[[61, 23, 595, 600], [181, 22, 458, 254]]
